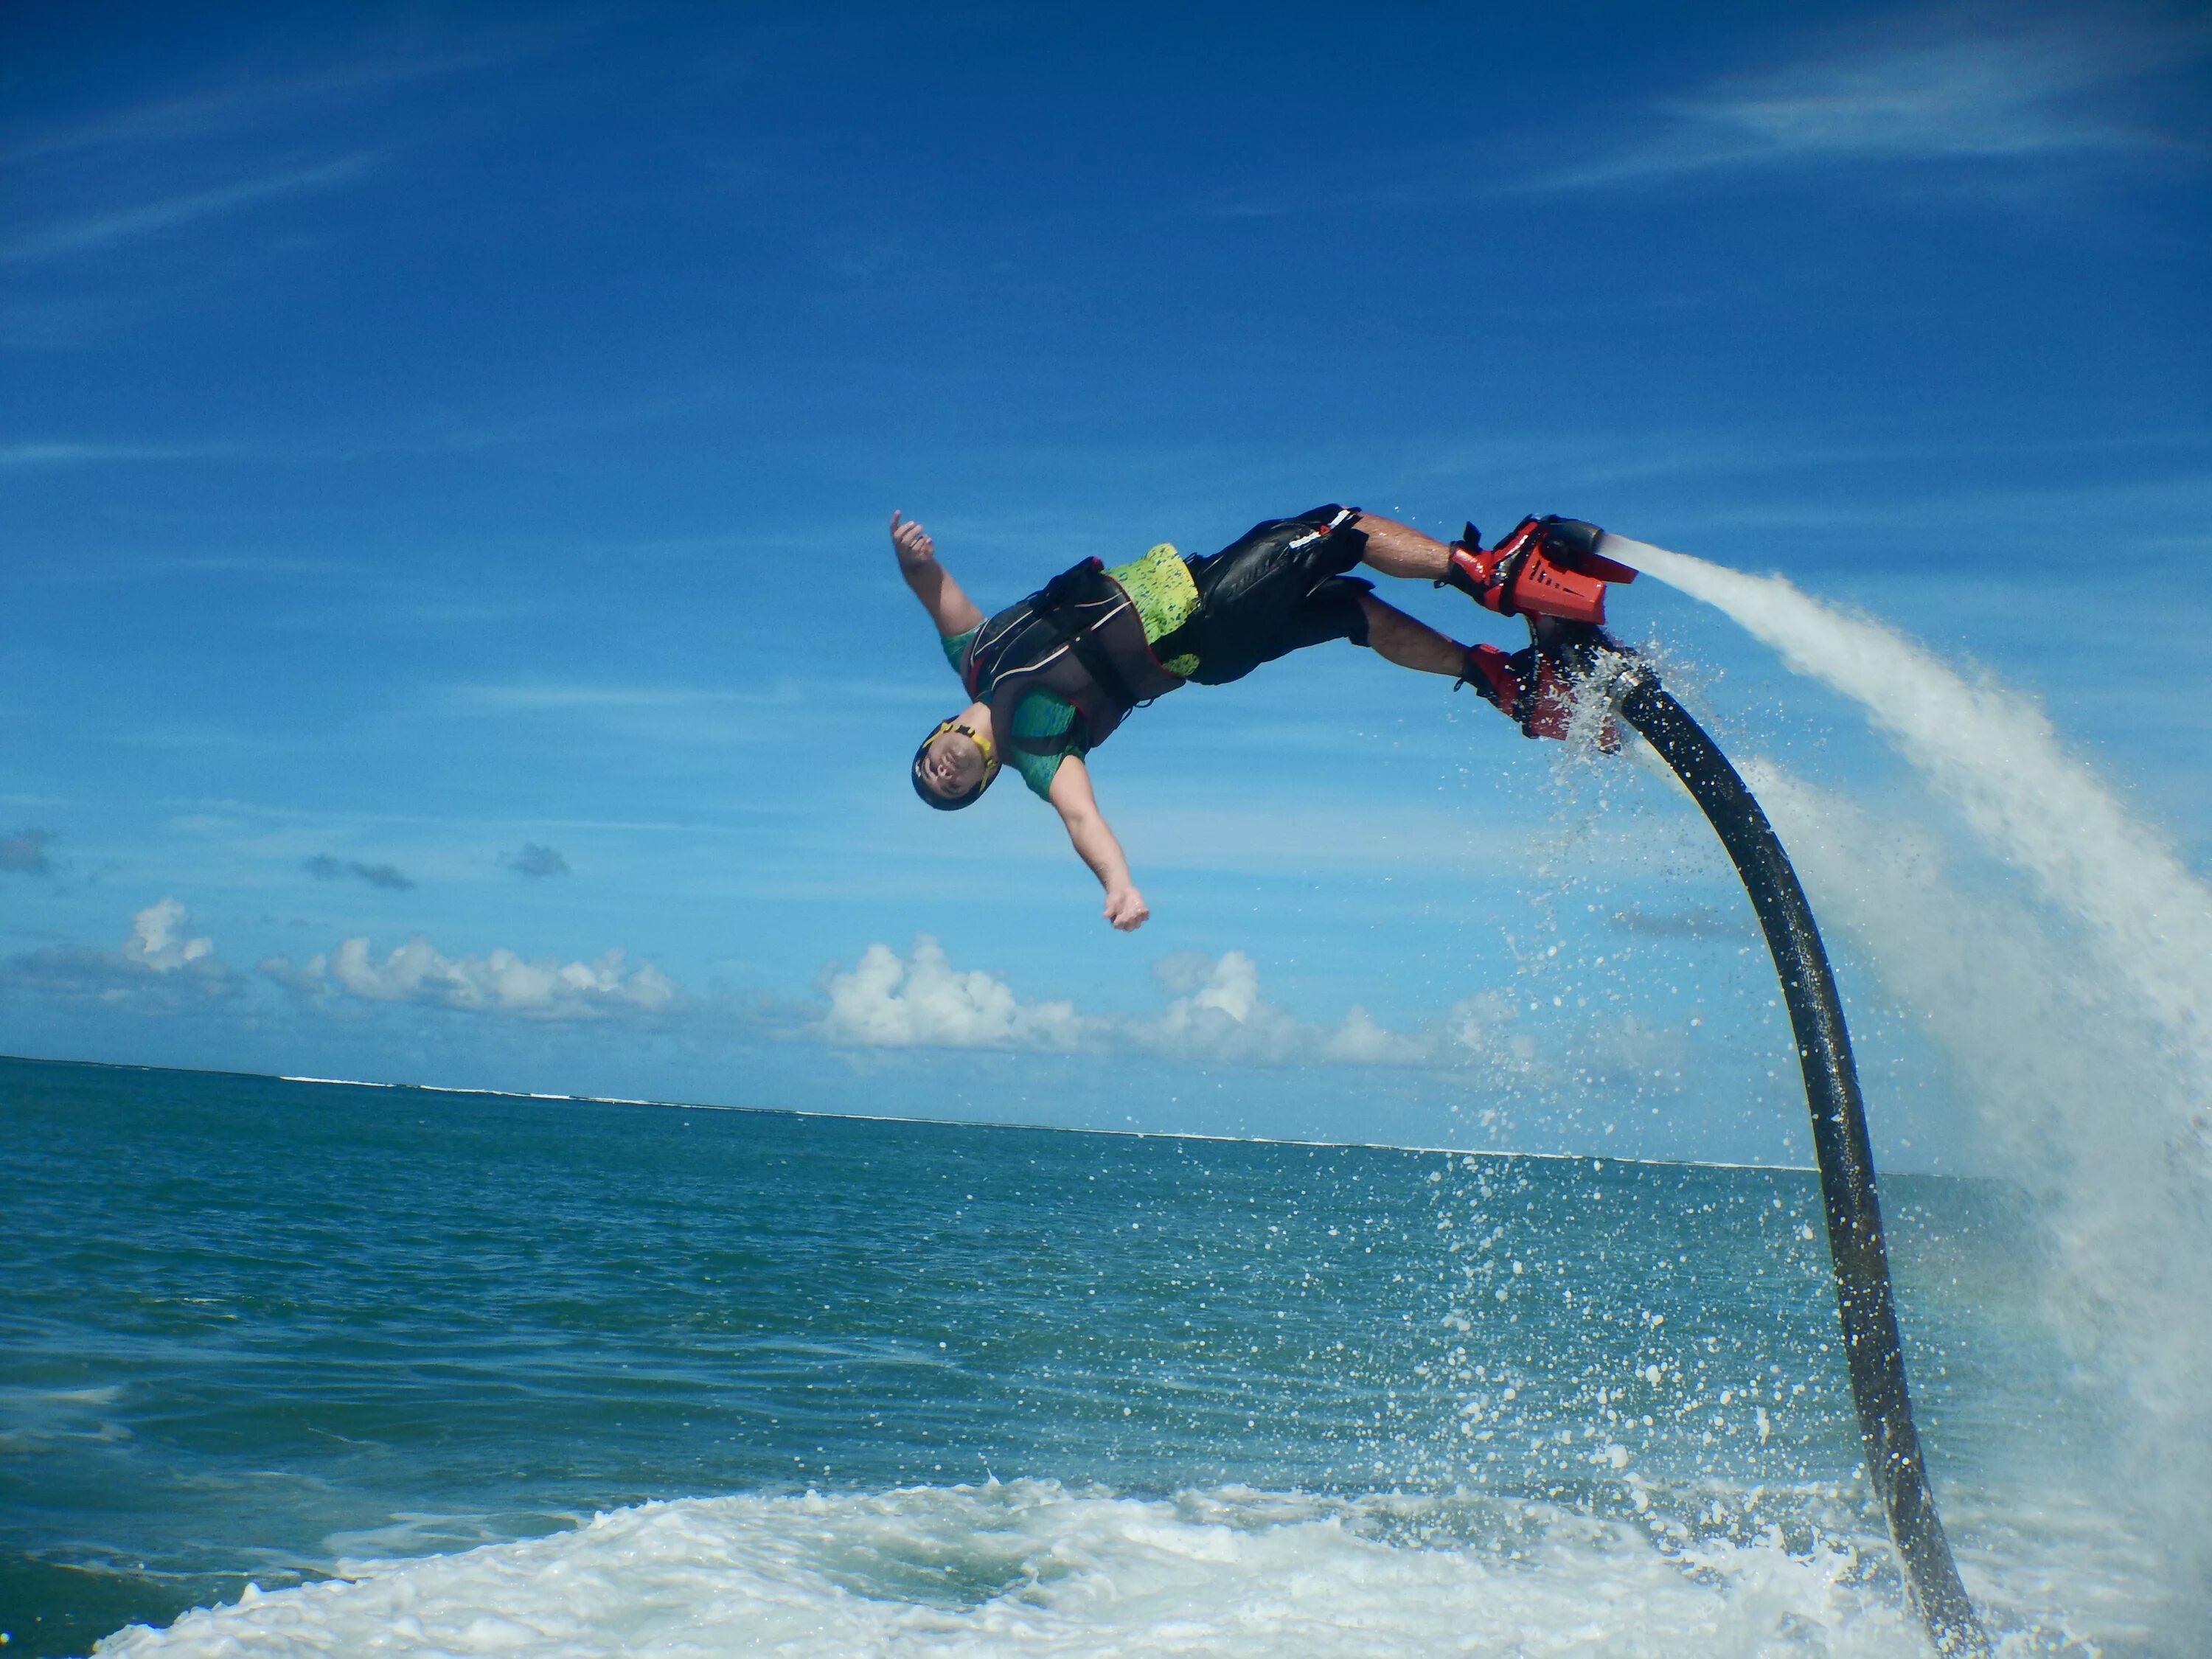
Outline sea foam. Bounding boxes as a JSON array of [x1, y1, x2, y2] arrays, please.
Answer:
[[98, 1481, 1933, 1658]]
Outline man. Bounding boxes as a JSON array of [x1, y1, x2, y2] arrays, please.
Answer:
[[894, 504, 1612, 931]]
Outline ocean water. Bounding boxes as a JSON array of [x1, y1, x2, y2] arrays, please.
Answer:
[[0, 1054, 2169, 1657]]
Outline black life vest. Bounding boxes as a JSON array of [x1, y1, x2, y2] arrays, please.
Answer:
[[961, 557, 1186, 757]]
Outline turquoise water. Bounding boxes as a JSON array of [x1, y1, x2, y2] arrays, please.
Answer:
[[0, 1055, 2167, 1655]]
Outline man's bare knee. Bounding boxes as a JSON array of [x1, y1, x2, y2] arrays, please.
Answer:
[[1354, 515, 1454, 582]]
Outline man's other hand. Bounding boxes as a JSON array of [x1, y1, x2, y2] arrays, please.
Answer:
[[890, 511, 936, 568], [1103, 886, 1150, 931]]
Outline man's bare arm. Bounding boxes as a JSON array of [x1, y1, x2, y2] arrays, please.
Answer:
[[891, 512, 986, 637], [1047, 755, 1149, 931]]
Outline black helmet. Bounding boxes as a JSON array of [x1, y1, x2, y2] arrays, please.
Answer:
[[911, 718, 999, 811]]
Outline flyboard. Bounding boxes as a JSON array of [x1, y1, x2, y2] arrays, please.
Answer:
[[1446, 516, 1991, 1658]]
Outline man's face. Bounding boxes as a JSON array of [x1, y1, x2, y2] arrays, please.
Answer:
[[921, 729, 987, 799]]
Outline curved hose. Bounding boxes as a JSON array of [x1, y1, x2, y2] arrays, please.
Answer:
[[1613, 669, 1991, 1657]]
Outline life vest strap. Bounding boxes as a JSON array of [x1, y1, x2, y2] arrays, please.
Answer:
[[1033, 561, 1142, 720]]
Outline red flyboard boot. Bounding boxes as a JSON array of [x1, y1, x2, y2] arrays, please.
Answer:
[[1441, 516, 1638, 626], [1448, 517, 1638, 748], [1458, 644, 1525, 717], [1458, 644, 1593, 743]]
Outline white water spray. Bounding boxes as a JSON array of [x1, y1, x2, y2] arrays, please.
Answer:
[[1607, 535, 2212, 1091], [1607, 533, 2212, 1635]]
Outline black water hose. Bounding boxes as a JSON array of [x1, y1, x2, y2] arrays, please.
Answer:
[[1610, 668, 1991, 1657]]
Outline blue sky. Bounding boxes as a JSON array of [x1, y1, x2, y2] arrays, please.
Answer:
[[2, 1, 2206, 1167]]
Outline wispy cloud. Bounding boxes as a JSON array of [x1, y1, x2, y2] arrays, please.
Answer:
[[450, 682, 800, 713], [1, 24, 581, 167], [434, 677, 847, 751], [0, 441, 248, 468], [1, 153, 382, 265], [153, 793, 756, 838], [1, 28, 509, 162], [1534, 14, 2205, 190], [0, 387, 724, 471]]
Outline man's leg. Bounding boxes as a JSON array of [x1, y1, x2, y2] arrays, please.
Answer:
[[1358, 593, 1550, 730], [1350, 513, 1455, 582], [1178, 509, 1470, 684], [1343, 513, 1582, 731], [1357, 594, 1467, 676]]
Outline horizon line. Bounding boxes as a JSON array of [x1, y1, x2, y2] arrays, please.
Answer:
[[0, 1047, 1841, 1176]]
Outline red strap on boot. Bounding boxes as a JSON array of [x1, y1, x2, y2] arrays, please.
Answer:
[[1445, 541, 1512, 617], [1520, 652, 1623, 750], [1459, 643, 1621, 748], [1458, 644, 1524, 717]]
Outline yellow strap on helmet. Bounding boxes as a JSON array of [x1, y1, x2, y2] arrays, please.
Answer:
[[930, 718, 999, 782]]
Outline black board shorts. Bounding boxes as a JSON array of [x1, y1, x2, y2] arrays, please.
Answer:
[[1159, 505, 1374, 687]]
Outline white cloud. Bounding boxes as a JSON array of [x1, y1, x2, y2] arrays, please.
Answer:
[[1135, 950, 1298, 1062], [0, 898, 236, 1006], [1444, 985, 1691, 1094], [1133, 950, 1430, 1067], [822, 936, 1094, 1051], [265, 935, 678, 1020], [1322, 1005, 1429, 1065], [1444, 988, 1537, 1074], [125, 897, 214, 971], [818, 939, 1430, 1066]]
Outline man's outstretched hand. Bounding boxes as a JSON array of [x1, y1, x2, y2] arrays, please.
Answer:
[[890, 511, 935, 568], [1103, 886, 1150, 932], [891, 511, 984, 636]]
